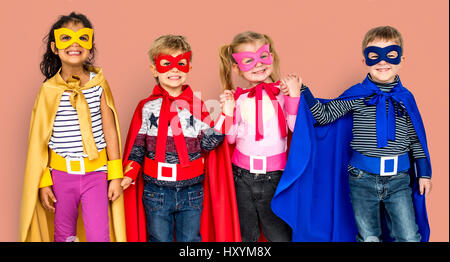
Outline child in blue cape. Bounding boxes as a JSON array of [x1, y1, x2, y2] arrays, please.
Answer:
[[272, 26, 432, 242]]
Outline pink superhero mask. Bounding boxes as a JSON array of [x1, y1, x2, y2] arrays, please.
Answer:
[[155, 51, 191, 73], [232, 44, 273, 72]]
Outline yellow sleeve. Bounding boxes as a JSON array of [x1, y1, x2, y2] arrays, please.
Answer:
[[38, 167, 53, 188], [107, 159, 124, 180]]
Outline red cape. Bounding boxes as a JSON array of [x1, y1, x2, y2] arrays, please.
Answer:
[[122, 94, 241, 242]]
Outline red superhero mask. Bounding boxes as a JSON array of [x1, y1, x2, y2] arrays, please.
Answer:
[[155, 51, 191, 73]]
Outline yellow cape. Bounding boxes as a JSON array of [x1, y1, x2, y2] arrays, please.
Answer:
[[19, 67, 126, 242]]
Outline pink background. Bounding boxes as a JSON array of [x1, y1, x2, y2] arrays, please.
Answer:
[[0, 0, 448, 242]]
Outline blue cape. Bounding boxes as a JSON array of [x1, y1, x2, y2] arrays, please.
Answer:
[[271, 76, 431, 242]]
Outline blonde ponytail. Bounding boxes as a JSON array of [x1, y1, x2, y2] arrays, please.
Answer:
[[219, 44, 234, 90]]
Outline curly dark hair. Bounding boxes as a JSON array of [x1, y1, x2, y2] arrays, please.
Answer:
[[40, 12, 96, 81]]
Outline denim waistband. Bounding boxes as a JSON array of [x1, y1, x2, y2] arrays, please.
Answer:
[[143, 173, 204, 188], [232, 164, 283, 180]]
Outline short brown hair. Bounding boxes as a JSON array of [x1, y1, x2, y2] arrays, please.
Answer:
[[362, 26, 404, 54], [147, 34, 192, 64]]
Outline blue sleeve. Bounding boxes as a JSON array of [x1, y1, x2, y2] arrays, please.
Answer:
[[415, 157, 431, 179], [301, 85, 355, 126], [301, 85, 319, 108]]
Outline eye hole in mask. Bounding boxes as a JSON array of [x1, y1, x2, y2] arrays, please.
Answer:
[[367, 50, 399, 60], [240, 51, 270, 65], [54, 28, 94, 50], [364, 45, 402, 66], [155, 51, 191, 73], [59, 34, 90, 43], [159, 58, 188, 67], [232, 44, 273, 72]]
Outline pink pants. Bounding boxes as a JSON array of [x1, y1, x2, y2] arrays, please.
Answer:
[[51, 169, 110, 242]]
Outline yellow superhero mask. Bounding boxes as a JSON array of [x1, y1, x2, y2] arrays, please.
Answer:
[[54, 27, 93, 50]]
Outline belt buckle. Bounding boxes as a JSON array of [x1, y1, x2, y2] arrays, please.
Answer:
[[157, 162, 177, 181], [66, 157, 85, 175], [380, 155, 398, 176], [250, 156, 267, 174]]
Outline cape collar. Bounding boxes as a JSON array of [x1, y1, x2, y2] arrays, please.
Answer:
[[43, 66, 106, 160], [362, 74, 407, 148], [45, 66, 105, 90]]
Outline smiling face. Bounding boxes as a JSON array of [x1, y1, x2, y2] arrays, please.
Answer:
[[363, 39, 404, 83], [150, 49, 191, 95], [232, 40, 274, 87], [51, 21, 92, 68]]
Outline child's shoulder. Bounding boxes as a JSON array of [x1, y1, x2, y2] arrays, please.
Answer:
[[40, 75, 63, 95], [139, 94, 160, 107]]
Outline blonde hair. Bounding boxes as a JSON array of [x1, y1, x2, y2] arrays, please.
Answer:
[[362, 26, 404, 54], [147, 34, 192, 64], [219, 31, 280, 90]]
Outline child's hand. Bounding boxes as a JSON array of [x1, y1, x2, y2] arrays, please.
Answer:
[[39, 186, 57, 213], [121, 176, 134, 190], [220, 90, 235, 117], [280, 74, 302, 97], [419, 178, 432, 196], [108, 178, 123, 201]]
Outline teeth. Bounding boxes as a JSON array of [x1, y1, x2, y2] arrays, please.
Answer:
[[67, 51, 81, 55]]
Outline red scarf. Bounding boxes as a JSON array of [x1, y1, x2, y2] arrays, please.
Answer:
[[149, 84, 211, 167], [234, 81, 287, 141]]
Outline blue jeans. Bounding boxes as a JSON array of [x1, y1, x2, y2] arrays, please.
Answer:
[[348, 167, 421, 242], [142, 181, 203, 242]]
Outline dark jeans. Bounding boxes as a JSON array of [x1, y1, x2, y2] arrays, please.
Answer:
[[233, 164, 292, 242], [142, 181, 203, 242], [349, 167, 421, 242]]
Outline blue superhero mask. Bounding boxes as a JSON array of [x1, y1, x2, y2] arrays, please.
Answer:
[[364, 45, 402, 66]]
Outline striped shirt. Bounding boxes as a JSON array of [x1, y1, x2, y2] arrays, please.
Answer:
[[304, 75, 426, 162], [48, 72, 107, 171], [128, 98, 225, 187]]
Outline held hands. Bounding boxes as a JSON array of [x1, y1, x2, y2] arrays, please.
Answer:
[[121, 160, 138, 190], [280, 73, 302, 97], [121, 176, 134, 190], [220, 89, 236, 117]]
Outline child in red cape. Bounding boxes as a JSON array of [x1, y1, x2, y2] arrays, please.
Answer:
[[121, 35, 240, 242]]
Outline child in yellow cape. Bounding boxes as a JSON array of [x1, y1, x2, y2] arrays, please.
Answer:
[[20, 12, 126, 242]]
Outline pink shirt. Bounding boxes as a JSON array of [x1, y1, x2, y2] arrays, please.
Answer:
[[227, 87, 299, 171]]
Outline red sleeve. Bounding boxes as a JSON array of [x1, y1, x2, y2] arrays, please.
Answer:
[[123, 160, 141, 181]]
